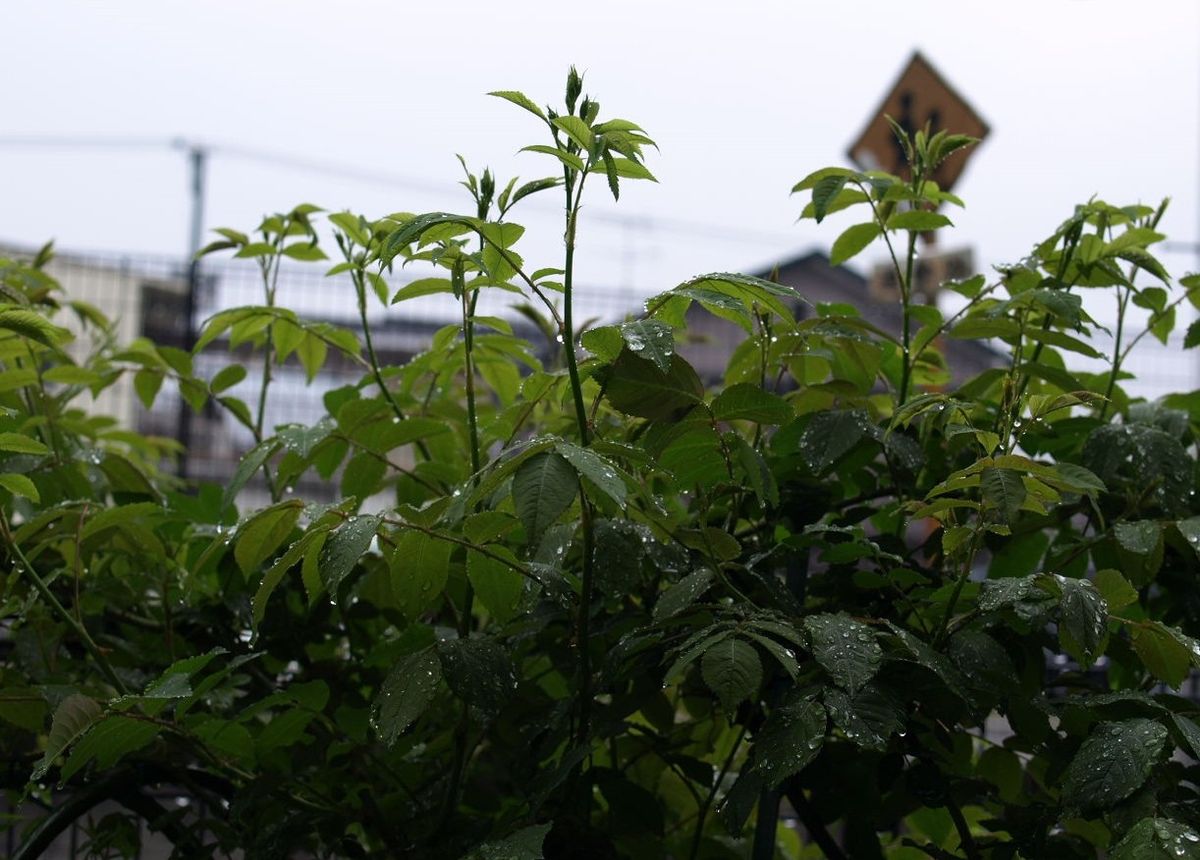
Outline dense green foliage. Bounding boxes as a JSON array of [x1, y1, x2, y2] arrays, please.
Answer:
[[5, 69, 1200, 859]]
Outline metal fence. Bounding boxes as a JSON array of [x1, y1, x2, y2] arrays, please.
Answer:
[[30, 246, 651, 497]]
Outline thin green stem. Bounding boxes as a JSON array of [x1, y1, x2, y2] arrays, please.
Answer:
[[898, 228, 919, 405], [2, 512, 128, 694], [353, 264, 435, 467], [688, 725, 748, 860]]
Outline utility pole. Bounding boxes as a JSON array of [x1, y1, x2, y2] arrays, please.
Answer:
[[175, 141, 207, 480]]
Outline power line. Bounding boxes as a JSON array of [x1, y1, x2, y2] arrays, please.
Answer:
[[0, 134, 800, 248]]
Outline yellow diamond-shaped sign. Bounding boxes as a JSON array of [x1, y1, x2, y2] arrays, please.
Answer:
[[847, 51, 989, 192]]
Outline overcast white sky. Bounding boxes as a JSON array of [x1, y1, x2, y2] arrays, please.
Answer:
[[2, 1, 1198, 298]]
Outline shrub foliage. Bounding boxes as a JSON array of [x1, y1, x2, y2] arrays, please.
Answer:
[[4, 69, 1200, 859]]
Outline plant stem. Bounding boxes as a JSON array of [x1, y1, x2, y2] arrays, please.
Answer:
[[688, 725, 748, 860], [898, 228, 919, 406], [783, 780, 848, 860], [751, 787, 780, 860], [2, 512, 128, 694]]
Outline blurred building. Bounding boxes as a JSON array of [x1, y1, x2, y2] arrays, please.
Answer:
[[678, 249, 1002, 384]]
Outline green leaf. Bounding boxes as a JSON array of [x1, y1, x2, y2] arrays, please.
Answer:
[[0, 472, 39, 502], [803, 613, 882, 695], [552, 116, 594, 151], [811, 174, 849, 223], [374, 648, 442, 746], [1060, 719, 1167, 813], [823, 685, 903, 751], [711, 383, 793, 424], [555, 442, 626, 508], [0, 687, 45, 732], [467, 549, 524, 624], [469, 824, 552, 860], [981, 467, 1026, 523], [618, 319, 674, 373], [1058, 577, 1108, 666], [605, 351, 704, 421], [886, 210, 953, 231], [480, 221, 526, 283], [0, 308, 66, 347], [700, 637, 762, 712], [209, 363, 246, 394], [253, 527, 329, 623], [60, 716, 160, 783], [436, 637, 516, 721], [235, 502, 302, 575], [32, 694, 103, 781], [653, 568, 715, 621], [488, 90, 546, 120], [1109, 818, 1200, 860], [0, 432, 49, 455], [222, 439, 280, 511], [319, 514, 380, 594], [519, 144, 585, 173], [1184, 320, 1200, 350], [1132, 622, 1193, 687], [752, 698, 826, 787], [512, 451, 578, 544], [799, 410, 872, 474], [391, 277, 454, 304], [1094, 569, 1138, 610], [391, 529, 454, 618], [1115, 521, 1161, 556], [791, 166, 855, 193], [281, 242, 327, 262], [830, 222, 881, 265]]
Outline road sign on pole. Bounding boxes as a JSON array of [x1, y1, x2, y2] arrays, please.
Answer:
[[847, 51, 989, 193]]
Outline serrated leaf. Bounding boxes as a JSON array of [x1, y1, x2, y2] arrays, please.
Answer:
[[1115, 521, 1161, 556], [711, 384, 793, 424], [32, 694, 102, 781], [235, 502, 302, 575], [319, 514, 380, 594], [373, 648, 441, 746], [1132, 622, 1193, 687], [653, 568, 715, 621], [437, 637, 516, 722], [886, 210, 953, 231], [605, 351, 704, 421], [811, 174, 849, 223], [59, 716, 159, 783], [488, 90, 546, 120], [467, 549, 524, 624], [555, 442, 626, 509], [701, 637, 762, 712], [1109, 818, 1200, 860], [753, 698, 826, 787], [830, 222, 880, 266], [253, 527, 329, 623], [470, 824, 552, 860], [618, 319, 674, 372], [981, 467, 1026, 523], [823, 685, 903, 751], [391, 529, 454, 619], [552, 116, 593, 151], [804, 613, 882, 695], [1058, 577, 1108, 666], [799, 410, 871, 474], [0, 432, 49, 455], [1094, 569, 1138, 610], [512, 451, 578, 544], [0, 308, 66, 347], [1060, 719, 1167, 813], [0, 473, 39, 502]]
